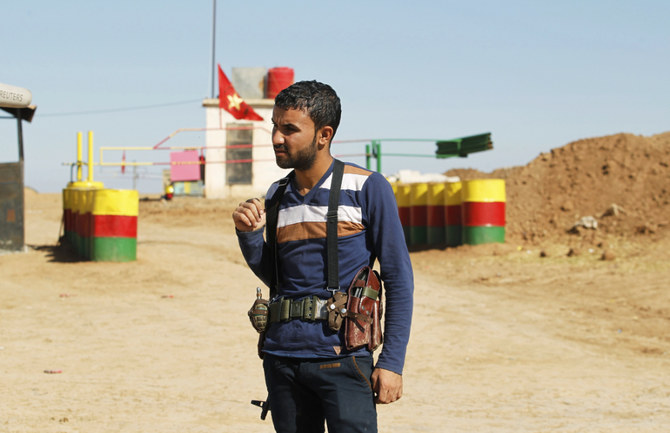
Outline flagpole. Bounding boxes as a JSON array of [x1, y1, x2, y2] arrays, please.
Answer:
[[210, 0, 217, 98]]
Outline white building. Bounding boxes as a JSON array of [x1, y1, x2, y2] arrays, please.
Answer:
[[201, 97, 290, 199]]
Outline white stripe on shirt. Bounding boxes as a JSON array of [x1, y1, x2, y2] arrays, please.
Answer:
[[321, 172, 369, 192], [278, 204, 363, 228]]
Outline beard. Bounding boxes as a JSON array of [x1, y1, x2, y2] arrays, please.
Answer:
[[275, 134, 318, 171]]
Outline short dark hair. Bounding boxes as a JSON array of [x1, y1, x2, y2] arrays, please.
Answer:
[[274, 80, 341, 139]]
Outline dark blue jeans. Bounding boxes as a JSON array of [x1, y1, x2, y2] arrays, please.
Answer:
[[263, 354, 377, 433]]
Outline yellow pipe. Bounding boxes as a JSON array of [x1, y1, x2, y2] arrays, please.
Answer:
[[76, 132, 83, 181], [87, 131, 94, 182]]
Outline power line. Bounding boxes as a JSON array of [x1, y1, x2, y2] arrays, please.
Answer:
[[39, 98, 203, 117]]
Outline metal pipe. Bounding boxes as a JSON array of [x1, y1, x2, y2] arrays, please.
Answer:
[[87, 131, 94, 182], [17, 108, 24, 161], [373, 140, 382, 173], [77, 132, 83, 181], [210, 0, 217, 98], [381, 153, 441, 158]]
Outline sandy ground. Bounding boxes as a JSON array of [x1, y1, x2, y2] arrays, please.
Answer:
[[1, 192, 669, 432]]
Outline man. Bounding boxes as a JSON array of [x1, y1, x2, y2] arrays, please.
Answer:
[[232, 80, 413, 433]]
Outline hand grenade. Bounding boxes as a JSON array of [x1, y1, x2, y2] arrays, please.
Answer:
[[248, 287, 269, 333]]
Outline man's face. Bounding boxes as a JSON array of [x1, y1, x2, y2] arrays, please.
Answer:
[[271, 107, 318, 171]]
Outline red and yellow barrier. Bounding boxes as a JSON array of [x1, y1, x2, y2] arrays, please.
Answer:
[[395, 183, 411, 244], [90, 189, 138, 262], [426, 182, 445, 246], [62, 130, 138, 261], [409, 183, 428, 246], [461, 179, 505, 245], [393, 179, 505, 248], [444, 181, 462, 247], [62, 185, 138, 262], [62, 181, 104, 256]]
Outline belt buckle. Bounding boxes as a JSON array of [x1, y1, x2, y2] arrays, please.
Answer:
[[315, 298, 328, 320]]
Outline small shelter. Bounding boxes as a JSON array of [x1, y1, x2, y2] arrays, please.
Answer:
[[0, 82, 36, 252]]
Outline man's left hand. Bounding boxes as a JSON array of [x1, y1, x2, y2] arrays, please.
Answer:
[[371, 367, 403, 404]]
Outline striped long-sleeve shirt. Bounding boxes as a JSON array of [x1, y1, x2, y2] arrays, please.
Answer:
[[237, 160, 413, 374]]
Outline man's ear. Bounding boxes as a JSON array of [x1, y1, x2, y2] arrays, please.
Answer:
[[317, 126, 334, 149]]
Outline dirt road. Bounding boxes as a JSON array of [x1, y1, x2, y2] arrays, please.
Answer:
[[1, 191, 668, 432]]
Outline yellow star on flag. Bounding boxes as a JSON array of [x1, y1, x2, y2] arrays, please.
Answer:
[[227, 93, 243, 111]]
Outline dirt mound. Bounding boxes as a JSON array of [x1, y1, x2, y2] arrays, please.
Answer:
[[447, 132, 670, 245]]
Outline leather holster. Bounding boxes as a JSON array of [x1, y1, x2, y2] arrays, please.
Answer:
[[344, 266, 383, 352]]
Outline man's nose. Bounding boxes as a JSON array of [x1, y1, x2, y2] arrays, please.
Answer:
[[272, 129, 285, 146]]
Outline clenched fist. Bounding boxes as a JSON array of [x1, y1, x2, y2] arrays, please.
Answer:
[[232, 198, 266, 232]]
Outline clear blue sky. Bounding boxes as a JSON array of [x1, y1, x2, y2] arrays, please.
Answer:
[[2, 0, 668, 193]]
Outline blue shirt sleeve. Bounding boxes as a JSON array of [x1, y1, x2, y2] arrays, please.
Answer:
[[236, 228, 273, 289], [236, 184, 280, 289], [363, 173, 414, 374]]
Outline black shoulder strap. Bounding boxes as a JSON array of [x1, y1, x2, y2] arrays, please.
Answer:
[[266, 159, 345, 298], [266, 172, 293, 299], [327, 159, 345, 290]]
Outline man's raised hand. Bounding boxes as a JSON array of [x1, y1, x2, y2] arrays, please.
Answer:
[[232, 198, 266, 232]]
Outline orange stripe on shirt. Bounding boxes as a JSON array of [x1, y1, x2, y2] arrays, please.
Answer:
[[343, 165, 372, 176], [278, 220, 365, 243]]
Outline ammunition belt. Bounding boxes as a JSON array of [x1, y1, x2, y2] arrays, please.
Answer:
[[268, 296, 329, 323]]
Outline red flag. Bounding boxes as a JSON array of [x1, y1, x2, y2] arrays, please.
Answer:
[[218, 64, 264, 121]]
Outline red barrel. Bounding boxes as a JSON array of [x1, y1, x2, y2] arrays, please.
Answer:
[[443, 181, 462, 247], [409, 183, 428, 246], [395, 183, 411, 245], [426, 182, 445, 246], [266, 67, 295, 99], [461, 179, 506, 245]]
